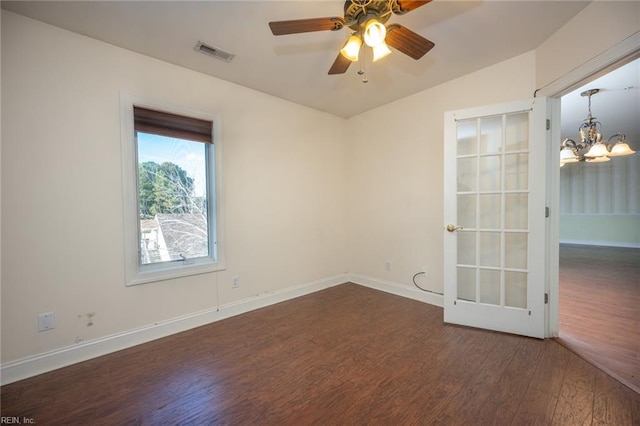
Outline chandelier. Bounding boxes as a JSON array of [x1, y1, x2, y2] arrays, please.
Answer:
[[560, 88, 635, 166]]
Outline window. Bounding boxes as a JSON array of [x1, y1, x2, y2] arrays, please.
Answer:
[[121, 96, 224, 285]]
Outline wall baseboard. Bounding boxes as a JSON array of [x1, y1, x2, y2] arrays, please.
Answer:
[[559, 239, 640, 249], [0, 274, 348, 385], [1, 274, 444, 385], [348, 274, 444, 308]]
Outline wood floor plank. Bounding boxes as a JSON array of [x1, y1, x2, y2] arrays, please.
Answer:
[[631, 394, 640, 424], [2, 283, 639, 424], [530, 339, 570, 396], [512, 386, 558, 425], [558, 244, 640, 394], [592, 368, 636, 426], [554, 395, 594, 426]]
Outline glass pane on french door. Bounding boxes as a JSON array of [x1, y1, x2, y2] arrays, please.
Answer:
[[455, 112, 530, 308]]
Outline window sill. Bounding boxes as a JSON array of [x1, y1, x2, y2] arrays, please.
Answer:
[[126, 261, 226, 286]]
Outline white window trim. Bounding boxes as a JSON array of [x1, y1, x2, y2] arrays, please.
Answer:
[[120, 93, 226, 285]]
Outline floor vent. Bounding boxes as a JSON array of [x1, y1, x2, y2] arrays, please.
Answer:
[[194, 41, 235, 62]]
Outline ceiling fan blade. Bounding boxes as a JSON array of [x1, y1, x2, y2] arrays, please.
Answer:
[[392, 0, 432, 15], [328, 53, 352, 75], [269, 17, 345, 35], [386, 24, 434, 60]]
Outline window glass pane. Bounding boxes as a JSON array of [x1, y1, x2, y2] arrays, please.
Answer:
[[457, 194, 476, 229], [505, 153, 528, 191], [457, 119, 477, 156], [479, 232, 500, 267], [505, 232, 527, 270], [479, 194, 500, 229], [479, 156, 501, 191], [505, 112, 529, 152], [480, 116, 502, 154], [505, 193, 528, 230], [505, 271, 527, 308], [457, 232, 476, 266], [457, 267, 476, 302], [137, 133, 209, 265], [479, 269, 500, 305], [457, 157, 477, 192]]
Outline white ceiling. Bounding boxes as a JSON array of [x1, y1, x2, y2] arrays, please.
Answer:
[[2, 0, 592, 118], [4, 0, 637, 150], [561, 59, 640, 151]]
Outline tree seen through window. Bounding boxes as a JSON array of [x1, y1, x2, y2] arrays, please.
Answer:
[[137, 133, 209, 265]]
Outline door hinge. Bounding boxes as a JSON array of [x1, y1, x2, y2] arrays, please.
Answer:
[[546, 119, 551, 130], [545, 206, 550, 218], [544, 293, 549, 304]]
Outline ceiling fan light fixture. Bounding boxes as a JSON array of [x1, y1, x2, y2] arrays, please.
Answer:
[[340, 34, 363, 62], [363, 19, 386, 47], [372, 42, 392, 62]]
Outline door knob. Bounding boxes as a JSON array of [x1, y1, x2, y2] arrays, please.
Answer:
[[446, 224, 463, 232]]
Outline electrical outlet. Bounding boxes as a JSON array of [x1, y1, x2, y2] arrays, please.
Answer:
[[386, 260, 392, 271], [38, 312, 55, 332], [232, 275, 240, 289], [422, 266, 429, 276]]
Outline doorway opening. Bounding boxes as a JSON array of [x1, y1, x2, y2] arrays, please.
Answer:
[[555, 58, 639, 394]]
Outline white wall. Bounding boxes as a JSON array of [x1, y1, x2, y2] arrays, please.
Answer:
[[346, 52, 537, 294], [559, 156, 640, 247], [1, 11, 348, 364], [536, 1, 640, 248], [535, 1, 640, 91]]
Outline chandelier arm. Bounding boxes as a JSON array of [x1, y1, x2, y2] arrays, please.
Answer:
[[607, 132, 626, 143], [565, 138, 589, 152], [561, 138, 582, 157], [561, 138, 577, 149]]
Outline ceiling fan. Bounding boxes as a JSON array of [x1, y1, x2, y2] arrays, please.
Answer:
[[269, 0, 435, 75]]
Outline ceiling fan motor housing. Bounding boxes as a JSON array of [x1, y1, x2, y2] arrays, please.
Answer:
[[345, 0, 392, 31]]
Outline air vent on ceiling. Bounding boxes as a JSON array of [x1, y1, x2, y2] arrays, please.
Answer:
[[194, 41, 235, 63]]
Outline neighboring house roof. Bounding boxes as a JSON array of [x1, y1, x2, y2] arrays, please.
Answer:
[[155, 214, 208, 261]]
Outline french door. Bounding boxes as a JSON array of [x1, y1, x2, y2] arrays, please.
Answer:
[[443, 98, 547, 338]]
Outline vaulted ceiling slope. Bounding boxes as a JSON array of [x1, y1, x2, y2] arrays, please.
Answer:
[[2, 1, 591, 118]]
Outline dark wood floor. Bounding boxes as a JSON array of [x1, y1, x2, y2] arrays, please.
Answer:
[[2, 283, 640, 424], [557, 243, 640, 395]]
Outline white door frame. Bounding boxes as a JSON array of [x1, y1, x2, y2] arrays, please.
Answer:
[[538, 34, 640, 337]]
